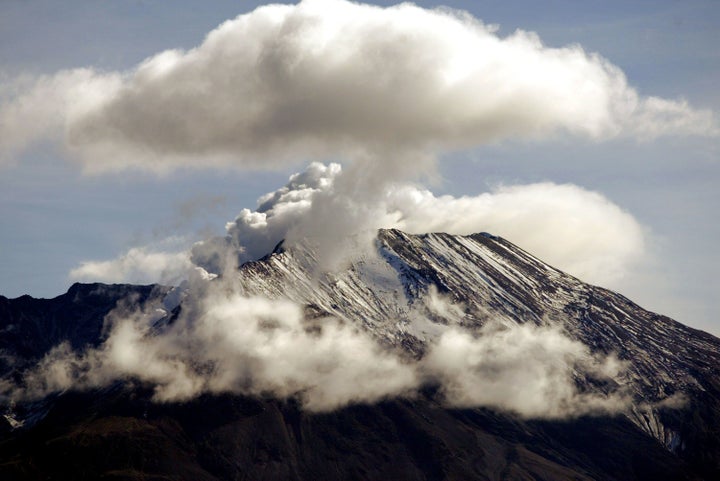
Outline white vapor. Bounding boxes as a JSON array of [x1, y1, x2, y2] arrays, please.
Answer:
[[0, 0, 715, 171], [10, 285, 420, 411], [191, 163, 645, 287], [425, 323, 627, 418], [7, 279, 628, 418]]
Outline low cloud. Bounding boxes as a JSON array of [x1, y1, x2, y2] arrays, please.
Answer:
[[0, 0, 715, 171], [69, 237, 194, 286], [6, 279, 629, 418], [9, 171, 643, 417], [425, 323, 628, 418], [8, 286, 420, 412]]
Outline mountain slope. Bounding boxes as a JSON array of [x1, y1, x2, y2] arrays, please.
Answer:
[[238, 228, 720, 471], [0, 283, 168, 376], [0, 229, 719, 480]]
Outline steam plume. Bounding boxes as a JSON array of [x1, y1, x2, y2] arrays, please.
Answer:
[[189, 163, 644, 286]]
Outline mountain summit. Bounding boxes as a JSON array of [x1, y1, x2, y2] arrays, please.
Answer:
[[1, 229, 719, 480]]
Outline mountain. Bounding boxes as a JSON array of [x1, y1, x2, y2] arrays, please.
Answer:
[[0, 283, 168, 373], [1, 229, 719, 480]]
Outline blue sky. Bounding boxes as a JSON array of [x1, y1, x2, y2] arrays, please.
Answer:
[[0, 0, 718, 334]]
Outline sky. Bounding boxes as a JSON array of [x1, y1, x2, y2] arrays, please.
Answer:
[[0, 0, 718, 335]]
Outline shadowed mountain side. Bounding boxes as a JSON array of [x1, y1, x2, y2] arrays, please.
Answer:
[[0, 389, 701, 481], [0, 283, 169, 376]]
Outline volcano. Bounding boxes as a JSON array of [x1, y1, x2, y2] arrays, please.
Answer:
[[1, 229, 718, 480]]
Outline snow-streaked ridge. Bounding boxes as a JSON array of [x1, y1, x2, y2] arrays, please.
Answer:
[[234, 228, 720, 447]]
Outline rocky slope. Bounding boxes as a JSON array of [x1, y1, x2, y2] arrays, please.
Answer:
[[0, 283, 168, 376]]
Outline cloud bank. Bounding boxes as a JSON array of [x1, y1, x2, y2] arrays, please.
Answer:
[[387, 182, 646, 286], [7, 280, 627, 418], [425, 323, 626, 418], [0, 0, 715, 171]]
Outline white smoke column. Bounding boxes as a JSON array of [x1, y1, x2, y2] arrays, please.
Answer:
[[2, 0, 709, 277], [191, 162, 345, 270], [0, 0, 715, 170]]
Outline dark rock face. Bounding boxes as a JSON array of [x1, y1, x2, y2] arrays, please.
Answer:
[[1, 231, 719, 480], [0, 389, 703, 481], [0, 283, 168, 376]]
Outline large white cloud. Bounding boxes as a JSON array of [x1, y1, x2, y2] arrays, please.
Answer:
[[0, 0, 715, 171]]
